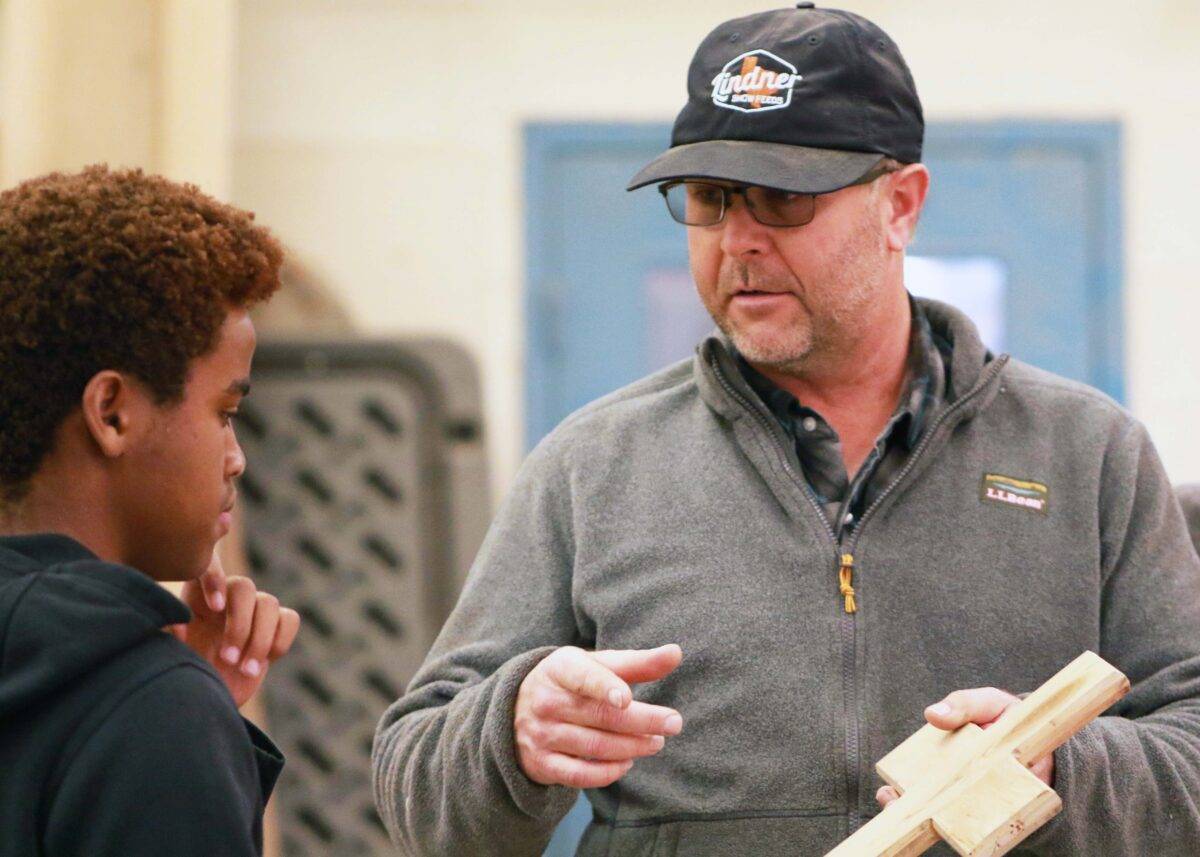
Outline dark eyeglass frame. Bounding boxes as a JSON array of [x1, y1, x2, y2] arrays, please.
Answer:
[[658, 162, 899, 228]]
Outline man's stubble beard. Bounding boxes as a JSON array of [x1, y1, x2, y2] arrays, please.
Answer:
[[702, 201, 889, 377]]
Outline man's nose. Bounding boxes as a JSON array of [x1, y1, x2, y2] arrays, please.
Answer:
[[719, 193, 772, 258]]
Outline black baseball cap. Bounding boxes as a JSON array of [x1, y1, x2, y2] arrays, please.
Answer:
[[627, 4, 923, 195]]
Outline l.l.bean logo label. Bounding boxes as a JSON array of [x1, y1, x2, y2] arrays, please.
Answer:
[[980, 473, 1049, 515]]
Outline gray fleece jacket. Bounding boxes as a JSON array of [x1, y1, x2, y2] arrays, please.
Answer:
[[373, 299, 1200, 856]]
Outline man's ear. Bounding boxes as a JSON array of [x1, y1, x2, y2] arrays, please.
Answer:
[[884, 163, 930, 252], [80, 370, 142, 458]]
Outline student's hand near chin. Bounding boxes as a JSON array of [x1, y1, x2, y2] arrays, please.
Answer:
[[167, 551, 301, 708]]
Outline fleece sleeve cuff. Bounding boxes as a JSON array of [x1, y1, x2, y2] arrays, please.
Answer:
[[483, 645, 581, 821]]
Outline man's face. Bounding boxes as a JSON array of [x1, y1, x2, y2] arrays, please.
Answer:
[[687, 177, 892, 373], [120, 309, 255, 581]]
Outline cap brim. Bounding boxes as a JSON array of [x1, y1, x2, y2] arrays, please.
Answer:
[[626, 140, 884, 194]]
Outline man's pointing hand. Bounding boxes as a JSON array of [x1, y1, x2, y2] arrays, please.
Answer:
[[515, 644, 684, 789]]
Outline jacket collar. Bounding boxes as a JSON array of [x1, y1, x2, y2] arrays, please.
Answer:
[[694, 295, 1003, 426]]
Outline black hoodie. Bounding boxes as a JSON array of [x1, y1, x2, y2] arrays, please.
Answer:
[[0, 534, 283, 856]]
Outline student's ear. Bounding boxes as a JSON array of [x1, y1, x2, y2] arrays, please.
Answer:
[[80, 371, 141, 458]]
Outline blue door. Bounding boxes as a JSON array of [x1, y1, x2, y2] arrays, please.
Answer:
[[524, 120, 1123, 854], [525, 120, 1123, 448]]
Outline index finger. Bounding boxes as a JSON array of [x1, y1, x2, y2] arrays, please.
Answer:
[[199, 551, 227, 613], [591, 644, 682, 685], [543, 647, 632, 709]]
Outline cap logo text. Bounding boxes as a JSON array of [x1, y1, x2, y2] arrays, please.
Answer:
[[710, 50, 801, 113]]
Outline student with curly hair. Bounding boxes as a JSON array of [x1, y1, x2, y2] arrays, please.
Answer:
[[0, 165, 300, 856]]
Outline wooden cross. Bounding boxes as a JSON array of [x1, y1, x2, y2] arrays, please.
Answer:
[[825, 651, 1129, 856]]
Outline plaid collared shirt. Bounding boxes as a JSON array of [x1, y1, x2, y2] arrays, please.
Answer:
[[736, 299, 948, 538]]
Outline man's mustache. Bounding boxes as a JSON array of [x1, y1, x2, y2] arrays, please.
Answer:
[[718, 262, 797, 296]]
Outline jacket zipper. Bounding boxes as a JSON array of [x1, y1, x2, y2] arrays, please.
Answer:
[[707, 353, 862, 836], [708, 349, 1010, 834]]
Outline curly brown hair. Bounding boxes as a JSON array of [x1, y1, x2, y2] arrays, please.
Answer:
[[0, 165, 283, 502]]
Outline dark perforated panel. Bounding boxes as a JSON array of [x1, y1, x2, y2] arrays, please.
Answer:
[[239, 341, 488, 855]]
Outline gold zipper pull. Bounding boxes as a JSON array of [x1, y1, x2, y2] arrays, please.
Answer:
[[838, 553, 857, 614]]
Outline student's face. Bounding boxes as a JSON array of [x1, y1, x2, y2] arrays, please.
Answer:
[[121, 309, 255, 581]]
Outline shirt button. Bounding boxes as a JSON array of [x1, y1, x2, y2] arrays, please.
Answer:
[[802, 416, 818, 432], [843, 513, 855, 526]]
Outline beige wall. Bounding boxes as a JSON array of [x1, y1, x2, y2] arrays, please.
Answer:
[[5, 1, 1195, 491], [232, 0, 1200, 492], [0, 0, 235, 194]]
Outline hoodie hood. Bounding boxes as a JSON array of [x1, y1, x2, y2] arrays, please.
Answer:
[[0, 534, 190, 719]]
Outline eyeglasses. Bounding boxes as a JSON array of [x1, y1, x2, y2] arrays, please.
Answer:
[[658, 163, 897, 228]]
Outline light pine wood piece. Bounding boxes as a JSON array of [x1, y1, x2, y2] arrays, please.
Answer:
[[825, 651, 1129, 857]]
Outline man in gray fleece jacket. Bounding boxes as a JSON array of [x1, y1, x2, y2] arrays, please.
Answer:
[[374, 6, 1200, 855]]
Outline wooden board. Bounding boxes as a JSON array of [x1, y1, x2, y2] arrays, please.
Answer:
[[824, 650, 1129, 856]]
